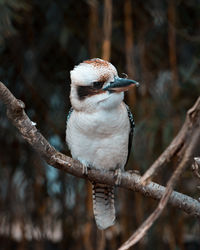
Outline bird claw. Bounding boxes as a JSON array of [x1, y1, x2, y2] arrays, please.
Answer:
[[114, 169, 122, 186], [82, 165, 88, 175], [127, 169, 140, 175], [82, 164, 92, 175]]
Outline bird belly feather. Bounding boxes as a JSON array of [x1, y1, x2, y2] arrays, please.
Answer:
[[66, 102, 130, 171]]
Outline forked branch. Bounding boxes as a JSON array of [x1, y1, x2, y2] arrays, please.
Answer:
[[119, 129, 200, 250]]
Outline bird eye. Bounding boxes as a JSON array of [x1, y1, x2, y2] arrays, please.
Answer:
[[93, 81, 104, 89]]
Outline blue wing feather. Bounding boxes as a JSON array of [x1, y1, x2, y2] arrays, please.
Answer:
[[67, 107, 73, 123], [125, 104, 135, 166]]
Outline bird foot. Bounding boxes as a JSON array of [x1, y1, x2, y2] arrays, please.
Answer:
[[114, 169, 122, 186], [127, 169, 141, 175], [82, 164, 92, 175], [82, 165, 88, 175]]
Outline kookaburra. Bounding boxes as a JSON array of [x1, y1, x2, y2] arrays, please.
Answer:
[[66, 58, 139, 230]]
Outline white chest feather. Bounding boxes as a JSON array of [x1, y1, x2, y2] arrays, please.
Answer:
[[66, 102, 130, 170]]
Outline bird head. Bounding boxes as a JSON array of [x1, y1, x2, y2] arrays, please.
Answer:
[[70, 58, 139, 112]]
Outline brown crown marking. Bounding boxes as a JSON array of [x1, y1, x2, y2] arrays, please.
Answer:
[[83, 59, 110, 82], [83, 58, 110, 67]]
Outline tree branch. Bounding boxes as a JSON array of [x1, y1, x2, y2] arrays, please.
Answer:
[[0, 81, 200, 219], [119, 126, 200, 250]]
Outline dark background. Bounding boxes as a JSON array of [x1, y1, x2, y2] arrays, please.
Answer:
[[0, 0, 200, 249]]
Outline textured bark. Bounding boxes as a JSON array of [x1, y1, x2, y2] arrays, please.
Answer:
[[0, 82, 200, 219]]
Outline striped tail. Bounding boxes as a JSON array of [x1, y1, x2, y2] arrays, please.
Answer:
[[92, 182, 115, 230]]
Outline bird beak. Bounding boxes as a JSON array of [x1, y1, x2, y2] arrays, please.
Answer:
[[103, 77, 139, 92]]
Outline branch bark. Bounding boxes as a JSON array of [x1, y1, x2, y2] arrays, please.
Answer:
[[0, 82, 200, 218]]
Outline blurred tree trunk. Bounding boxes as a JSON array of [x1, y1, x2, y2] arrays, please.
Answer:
[[17, 216, 26, 250], [32, 155, 46, 250], [59, 173, 68, 250], [120, 190, 144, 250], [83, 181, 93, 250], [97, 230, 105, 250], [86, 2, 99, 245], [168, 0, 181, 138], [138, 27, 152, 117], [168, 0, 179, 98], [102, 0, 112, 61], [88, 0, 99, 58], [124, 0, 136, 107]]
